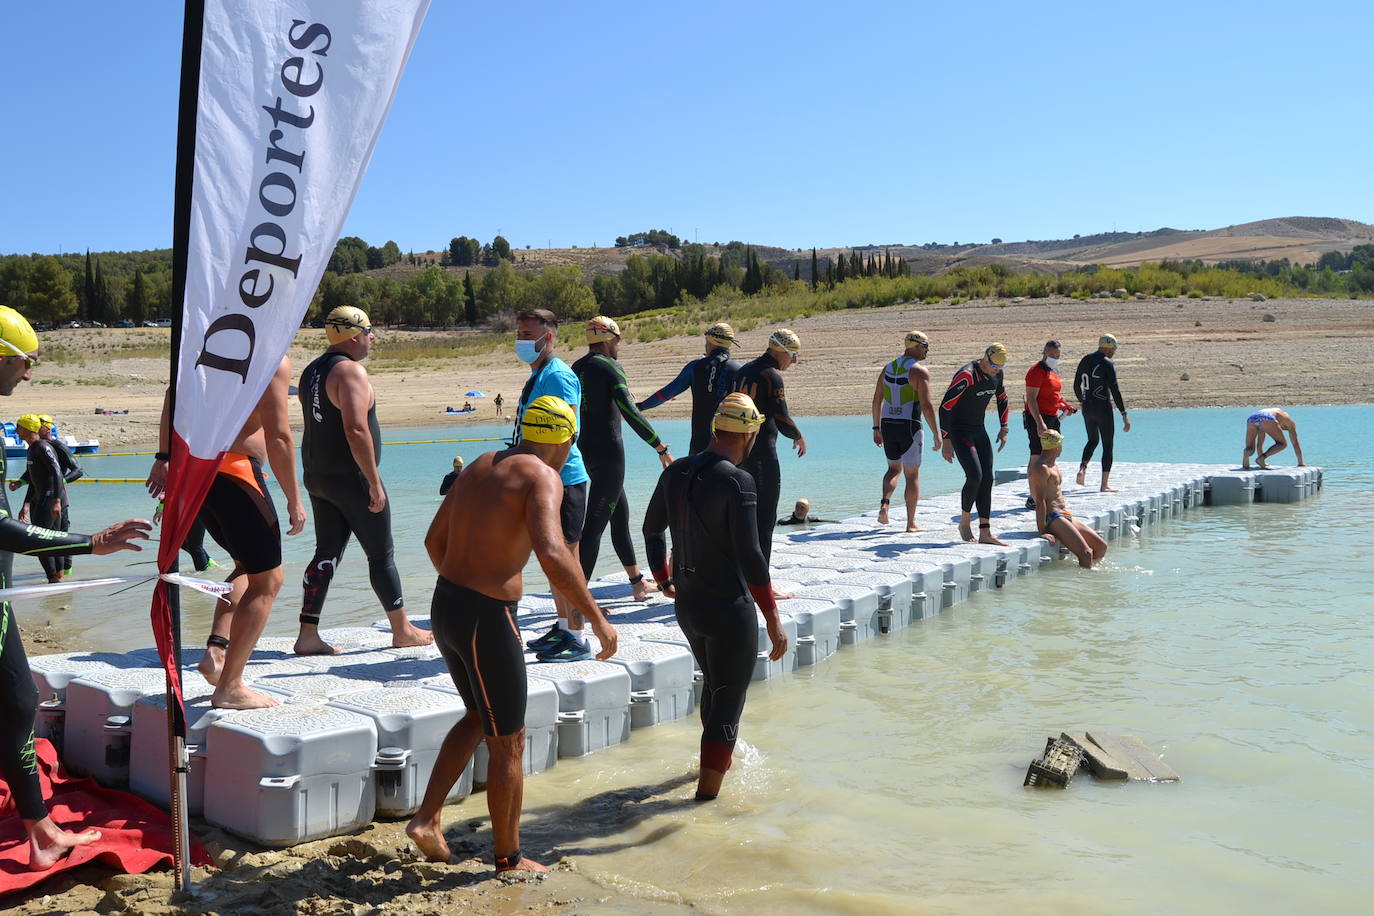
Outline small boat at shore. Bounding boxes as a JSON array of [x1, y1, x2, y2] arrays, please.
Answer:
[[2, 422, 100, 459]]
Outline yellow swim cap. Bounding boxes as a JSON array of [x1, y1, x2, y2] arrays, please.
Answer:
[[452, 455, 464, 470], [705, 322, 737, 348], [984, 342, 1008, 368], [324, 306, 372, 345], [904, 330, 929, 347], [16, 414, 42, 433], [585, 315, 621, 343], [1099, 333, 1118, 348], [521, 395, 578, 444], [768, 328, 801, 356], [38, 414, 55, 429], [713, 392, 764, 433], [0, 306, 39, 360], [1040, 429, 1064, 450]]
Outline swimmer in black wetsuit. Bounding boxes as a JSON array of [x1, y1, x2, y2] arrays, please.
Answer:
[[15, 415, 68, 582], [296, 306, 431, 655], [776, 497, 832, 526], [407, 395, 616, 874], [643, 392, 788, 801], [939, 343, 1011, 545], [439, 456, 463, 496], [572, 317, 672, 601], [1073, 333, 1131, 492], [0, 305, 151, 870], [637, 322, 742, 454], [735, 329, 807, 594]]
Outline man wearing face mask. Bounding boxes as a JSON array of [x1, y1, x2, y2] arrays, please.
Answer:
[[1022, 340, 1076, 510], [512, 308, 594, 662]]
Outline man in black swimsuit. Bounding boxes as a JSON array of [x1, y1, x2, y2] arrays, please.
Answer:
[[407, 395, 616, 873], [735, 329, 807, 588], [15, 415, 68, 582], [439, 456, 463, 496], [10, 416, 84, 578], [637, 322, 742, 454], [0, 305, 151, 870], [296, 306, 431, 655], [643, 392, 788, 801], [1073, 333, 1131, 492], [573, 316, 673, 601], [939, 343, 1010, 545]]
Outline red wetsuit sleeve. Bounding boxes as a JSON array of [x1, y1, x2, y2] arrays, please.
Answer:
[[748, 582, 777, 616]]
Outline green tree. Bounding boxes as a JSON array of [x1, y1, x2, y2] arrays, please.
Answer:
[[24, 257, 79, 322], [477, 261, 524, 317], [492, 235, 513, 262], [523, 265, 595, 319], [810, 248, 818, 290], [81, 250, 95, 321], [463, 271, 478, 325], [366, 246, 385, 270], [327, 236, 369, 274], [126, 269, 150, 324], [381, 240, 402, 267]]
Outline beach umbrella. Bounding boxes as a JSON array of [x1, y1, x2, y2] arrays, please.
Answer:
[[465, 390, 485, 397]]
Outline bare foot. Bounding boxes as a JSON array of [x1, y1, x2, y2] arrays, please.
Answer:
[[978, 532, 1009, 546], [771, 588, 795, 600], [497, 856, 549, 874], [1241, 459, 1250, 469], [293, 632, 339, 656], [1256, 460, 1269, 469], [197, 645, 225, 686], [1100, 486, 1118, 493], [211, 683, 280, 710], [1075, 469, 1087, 486], [877, 504, 890, 525], [631, 579, 656, 602], [958, 518, 975, 542], [392, 622, 434, 649], [405, 817, 452, 863], [905, 523, 921, 533], [28, 821, 101, 871]]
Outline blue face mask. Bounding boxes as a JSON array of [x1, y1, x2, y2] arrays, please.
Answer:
[[515, 337, 542, 364]]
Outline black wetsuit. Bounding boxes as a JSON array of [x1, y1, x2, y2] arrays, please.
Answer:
[[938, 360, 1009, 521], [23, 441, 68, 580], [638, 347, 741, 454], [0, 447, 93, 820], [573, 352, 664, 580], [1073, 351, 1126, 472], [439, 470, 459, 496], [734, 352, 802, 563], [18, 439, 81, 575], [299, 351, 404, 625], [643, 452, 771, 771]]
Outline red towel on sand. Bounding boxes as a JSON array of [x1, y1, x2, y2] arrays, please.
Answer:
[[0, 739, 212, 896]]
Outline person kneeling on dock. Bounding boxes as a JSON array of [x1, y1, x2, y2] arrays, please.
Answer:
[[1242, 408, 1304, 468], [642, 392, 789, 802], [1032, 429, 1107, 569], [408, 395, 617, 874]]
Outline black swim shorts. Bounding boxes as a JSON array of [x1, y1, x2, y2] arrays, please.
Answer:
[[199, 455, 281, 575], [560, 480, 589, 544], [1024, 411, 1061, 456], [431, 575, 526, 737], [880, 418, 923, 467]]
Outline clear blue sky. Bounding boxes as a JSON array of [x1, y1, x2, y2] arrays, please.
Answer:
[[3, 1, 1369, 256]]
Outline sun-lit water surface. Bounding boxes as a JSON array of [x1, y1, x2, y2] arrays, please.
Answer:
[[25, 405, 1374, 914]]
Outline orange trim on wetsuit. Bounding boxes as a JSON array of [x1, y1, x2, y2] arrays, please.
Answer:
[[217, 452, 267, 493]]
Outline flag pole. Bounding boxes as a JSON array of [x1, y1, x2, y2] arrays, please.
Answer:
[[167, 0, 206, 895]]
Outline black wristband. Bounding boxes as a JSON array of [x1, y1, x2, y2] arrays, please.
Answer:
[[872, 425, 880, 430], [154, 452, 171, 461]]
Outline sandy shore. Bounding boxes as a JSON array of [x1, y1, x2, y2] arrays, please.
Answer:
[[5, 293, 1370, 911], [14, 295, 1371, 452]]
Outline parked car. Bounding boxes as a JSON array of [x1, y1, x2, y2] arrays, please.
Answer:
[[64, 320, 81, 329], [151, 318, 172, 327], [90, 320, 106, 328], [114, 318, 134, 328]]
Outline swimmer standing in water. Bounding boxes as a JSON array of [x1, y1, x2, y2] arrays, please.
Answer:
[[1242, 408, 1304, 468], [643, 392, 788, 801], [1032, 429, 1107, 569], [407, 395, 616, 873]]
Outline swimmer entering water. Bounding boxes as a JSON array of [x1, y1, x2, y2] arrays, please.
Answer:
[[407, 395, 616, 873], [643, 392, 788, 801], [1031, 429, 1107, 569], [1242, 408, 1304, 468]]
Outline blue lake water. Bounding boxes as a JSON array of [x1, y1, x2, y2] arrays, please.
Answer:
[[24, 404, 1374, 914]]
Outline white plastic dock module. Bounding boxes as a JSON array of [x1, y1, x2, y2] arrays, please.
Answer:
[[793, 583, 881, 644], [600, 641, 696, 728], [438, 676, 560, 784], [777, 597, 842, 665], [752, 613, 800, 681], [64, 667, 197, 785], [327, 687, 472, 817], [526, 661, 631, 758], [29, 652, 141, 705], [203, 704, 378, 847], [829, 571, 913, 633]]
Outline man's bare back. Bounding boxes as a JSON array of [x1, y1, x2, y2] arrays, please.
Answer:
[[428, 448, 563, 601]]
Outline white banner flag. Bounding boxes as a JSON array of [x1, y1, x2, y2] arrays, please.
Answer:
[[176, 0, 429, 459]]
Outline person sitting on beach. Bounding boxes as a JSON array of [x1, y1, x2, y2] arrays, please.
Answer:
[[439, 455, 463, 496], [1032, 429, 1107, 569], [0, 304, 152, 870], [643, 393, 788, 801], [407, 395, 616, 873], [463, 400, 473, 412], [776, 497, 831, 526], [1242, 408, 1304, 468], [148, 359, 308, 709]]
